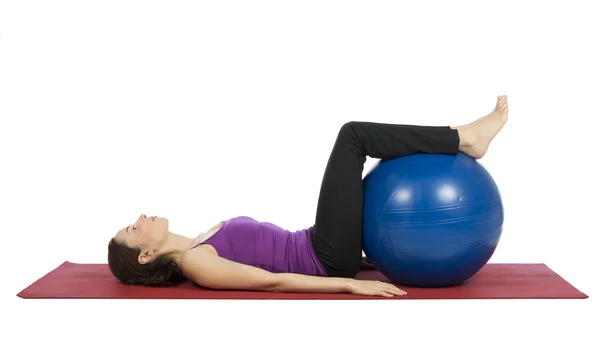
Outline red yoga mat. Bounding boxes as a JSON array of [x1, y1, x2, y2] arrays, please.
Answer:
[[17, 261, 588, 300]]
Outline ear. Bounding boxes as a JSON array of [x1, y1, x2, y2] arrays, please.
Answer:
[[138, 247, 155, 265]]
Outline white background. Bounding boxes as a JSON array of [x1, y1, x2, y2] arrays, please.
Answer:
[[1, 0, 599, 342]]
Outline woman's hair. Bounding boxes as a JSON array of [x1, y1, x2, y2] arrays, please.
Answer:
[[107, 238, 188, 287]]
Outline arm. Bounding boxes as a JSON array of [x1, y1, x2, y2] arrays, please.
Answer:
[[180, 247, 351, 294], [273, 274, 352, 294]]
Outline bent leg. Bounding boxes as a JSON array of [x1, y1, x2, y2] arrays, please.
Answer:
[[311, 121, 459, 278]]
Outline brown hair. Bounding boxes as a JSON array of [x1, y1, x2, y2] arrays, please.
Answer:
[[107, 238, 187, 287]]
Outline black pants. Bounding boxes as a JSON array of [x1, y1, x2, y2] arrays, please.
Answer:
[[310, 121, 460, 278]]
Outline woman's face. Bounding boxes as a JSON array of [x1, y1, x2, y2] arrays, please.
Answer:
[[114, 214, 169, 250]]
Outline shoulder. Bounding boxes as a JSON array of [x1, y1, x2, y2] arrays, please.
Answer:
[[181, 246, 211, 269], [179, 248, 214, 282]]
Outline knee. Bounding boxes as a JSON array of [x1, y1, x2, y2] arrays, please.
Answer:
[[338, 121, 362, 142], [339, 121, 358, 136]]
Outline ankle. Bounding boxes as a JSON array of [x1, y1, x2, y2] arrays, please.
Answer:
[[453, 125, 474, 148]]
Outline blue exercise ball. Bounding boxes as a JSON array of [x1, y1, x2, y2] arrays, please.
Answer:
[[362, 152, 504, 287]]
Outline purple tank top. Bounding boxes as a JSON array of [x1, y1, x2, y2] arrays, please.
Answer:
[[190, 216, 327, 276]]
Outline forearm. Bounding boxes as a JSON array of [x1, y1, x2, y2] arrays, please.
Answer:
[[269, 273, 352, 294]]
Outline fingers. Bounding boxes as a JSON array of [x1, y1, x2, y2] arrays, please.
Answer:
[[363, 280, 408, 297], [384, 282, 406, 295], [380, 283, 407, 297]]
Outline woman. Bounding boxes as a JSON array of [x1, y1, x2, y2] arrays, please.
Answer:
[[108, 95, 509, 297]]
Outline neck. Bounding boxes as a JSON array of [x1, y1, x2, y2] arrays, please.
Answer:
[[156, 232, 195, 269], [157, 232, 196, 255]]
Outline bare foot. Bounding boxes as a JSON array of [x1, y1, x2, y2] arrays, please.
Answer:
[[456, 95, 509, 159], [464, 95, 508, 128]]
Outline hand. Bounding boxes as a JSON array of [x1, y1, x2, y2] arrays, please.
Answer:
[[347, 279, 407, 297]]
